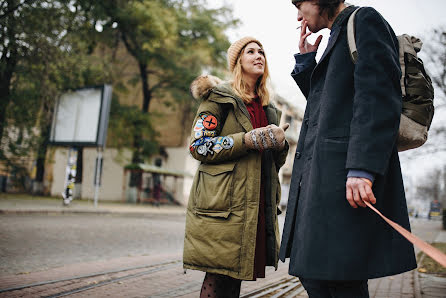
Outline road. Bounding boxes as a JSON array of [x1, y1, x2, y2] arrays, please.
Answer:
[[0, 213, 441, 275], [0, 212, 443, 297], [0, 213, 185, 275]]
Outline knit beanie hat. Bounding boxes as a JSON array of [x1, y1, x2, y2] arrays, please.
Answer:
[[227, 36, 262, 72]]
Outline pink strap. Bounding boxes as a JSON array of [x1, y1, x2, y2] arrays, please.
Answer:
[[365, 201, 446, 268]]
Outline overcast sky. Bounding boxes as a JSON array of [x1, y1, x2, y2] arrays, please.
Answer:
[[216, 0, 446, 196]]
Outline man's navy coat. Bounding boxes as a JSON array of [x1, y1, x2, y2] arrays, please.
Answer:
[[279, 6, 417, 280]]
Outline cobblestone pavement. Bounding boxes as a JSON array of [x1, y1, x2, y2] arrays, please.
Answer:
[[0, 196, 445, 297]]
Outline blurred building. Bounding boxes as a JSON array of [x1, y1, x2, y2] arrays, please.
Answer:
[[274, 95, 304, 210]]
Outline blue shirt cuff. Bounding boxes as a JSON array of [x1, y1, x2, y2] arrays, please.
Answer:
[[292, 52, 317, 74], [347, 169, 375, 183]]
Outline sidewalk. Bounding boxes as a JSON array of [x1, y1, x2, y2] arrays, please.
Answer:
[[1, 194, 445, 297], [0, 194, 186, 216]]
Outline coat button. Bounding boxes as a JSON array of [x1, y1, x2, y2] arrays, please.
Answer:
[[295, 152, 301, 159]]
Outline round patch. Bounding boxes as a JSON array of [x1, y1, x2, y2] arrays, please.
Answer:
[[203, 115, 218, 130], [221, 137, 234, 149]]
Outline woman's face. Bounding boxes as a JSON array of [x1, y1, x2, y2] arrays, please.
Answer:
[[240, 42, 265, 80]]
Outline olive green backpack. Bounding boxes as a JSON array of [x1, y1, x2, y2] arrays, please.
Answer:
[[347, 8, 435, 152]]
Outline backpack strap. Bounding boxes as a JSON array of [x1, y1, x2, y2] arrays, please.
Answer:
[[347, 7, 362, 64]]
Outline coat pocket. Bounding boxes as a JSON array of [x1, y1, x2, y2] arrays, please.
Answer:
[[323, 137, 349, 152], [184, 211, 243, 272], [194, 162, 236, 211]]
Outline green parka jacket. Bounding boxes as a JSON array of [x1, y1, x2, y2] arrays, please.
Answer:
[[183, 75, 289, 280]]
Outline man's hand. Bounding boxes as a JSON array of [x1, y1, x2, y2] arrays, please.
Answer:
[[299, 20, 323, 54], [346, 177, 376, 208]]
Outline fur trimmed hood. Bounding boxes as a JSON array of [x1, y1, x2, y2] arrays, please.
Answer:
[[190, 75, 224, 100]]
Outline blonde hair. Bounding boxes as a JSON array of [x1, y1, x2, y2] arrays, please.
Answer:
[[230, 43, 271, 106]]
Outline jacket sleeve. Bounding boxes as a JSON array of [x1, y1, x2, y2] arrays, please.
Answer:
[[291, 52, 317, 98], [346, 7, 402, 175], [189, 100, 249, 163]]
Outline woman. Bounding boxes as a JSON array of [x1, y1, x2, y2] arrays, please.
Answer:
[[183, 36, 289, 297]]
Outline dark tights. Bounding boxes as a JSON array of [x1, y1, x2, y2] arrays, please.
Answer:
[[200, 272, 242, 298]]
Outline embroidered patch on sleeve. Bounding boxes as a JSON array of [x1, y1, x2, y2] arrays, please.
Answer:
[[212, 144, 223, 153], [203, 130, 217, 137], [194, 119, 204, 132], [196, 139, 214, 156], [190, 136, 234, 156], [194, 129, 217, 140], [213, 136, 234, 149], [220, 137, 234, 149], [194, 130, 203, 139], [202, 115, 218, 130]]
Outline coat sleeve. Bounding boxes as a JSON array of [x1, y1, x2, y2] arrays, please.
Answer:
[[291, 52, 317, 98], [189, 100, 249, 164], [346, 7, 402, 175]]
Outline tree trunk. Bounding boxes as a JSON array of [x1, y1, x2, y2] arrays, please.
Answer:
[[32, 124, 50, 195], [0, 50, 17, 144], [139, 62, 152, 113], [128, 62, 152, 189], [0, 81, 11, 143], [0, 0, 18, 142]]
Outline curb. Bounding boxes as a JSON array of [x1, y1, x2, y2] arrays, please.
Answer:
[[0, 209, 186, 217]]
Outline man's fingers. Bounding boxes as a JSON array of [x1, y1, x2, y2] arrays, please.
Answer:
[[365, 184, 377, 204], [281, 123, 290, 131], [353, 187, 366, 208], [359, 178, 376, 204], [346, 185, 357, 208], [301, 21, 307, 36], [359, 185, 371, 207], [314, 35, 323, 47]]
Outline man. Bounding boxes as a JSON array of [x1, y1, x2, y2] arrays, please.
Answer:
[[279, 1, 417, 297]]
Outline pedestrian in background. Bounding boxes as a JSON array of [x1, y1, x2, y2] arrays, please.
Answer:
[[183, 36, 289, 297], [280, 0, 417, 297]]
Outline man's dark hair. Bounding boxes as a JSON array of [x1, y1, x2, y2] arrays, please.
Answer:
[[293, 0, 345, 20], [317, 0, 345, 20]]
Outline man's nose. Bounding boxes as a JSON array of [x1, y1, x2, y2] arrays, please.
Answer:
[[297, 11, 303, 21]]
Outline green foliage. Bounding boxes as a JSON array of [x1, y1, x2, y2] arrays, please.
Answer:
[[84, 0, 237, 163], [0, 0, 237, 188], [0, 0, 113, 186], [107, 96, 159, 159], [91, 0, 236, 108]]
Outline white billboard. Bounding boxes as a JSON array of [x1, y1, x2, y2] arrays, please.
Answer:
[[50, 85, 112, 147]]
